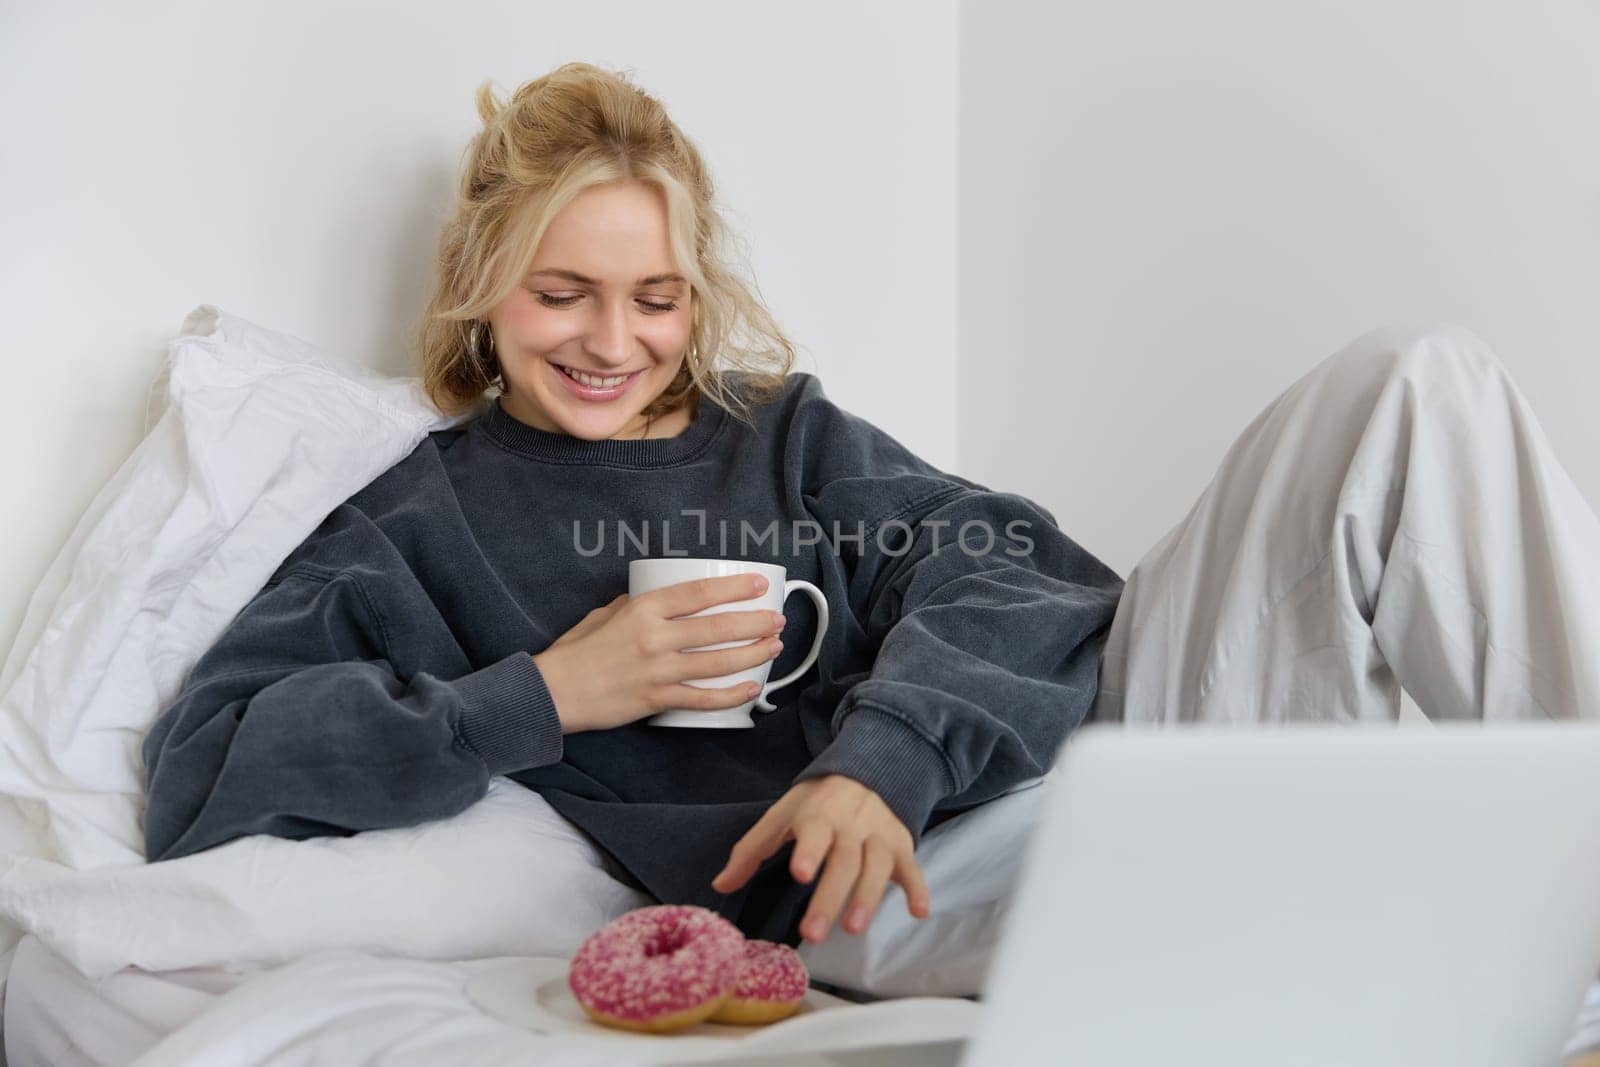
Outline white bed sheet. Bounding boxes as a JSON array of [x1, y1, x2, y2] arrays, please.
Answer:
[[2, 934, 968, 1067], [4, 934, 255, 1066], [15, 928, 1600, 1067]]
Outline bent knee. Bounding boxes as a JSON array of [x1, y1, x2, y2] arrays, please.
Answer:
[[1328, 320, 1506, 386]]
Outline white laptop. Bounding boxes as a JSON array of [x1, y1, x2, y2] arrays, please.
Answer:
[[962, 721, 1600, 1067]]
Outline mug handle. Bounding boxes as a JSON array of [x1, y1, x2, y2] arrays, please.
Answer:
[[756, 580, 830, 712]]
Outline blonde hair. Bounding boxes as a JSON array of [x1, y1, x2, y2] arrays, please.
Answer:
[[416, 62, 796, 427]]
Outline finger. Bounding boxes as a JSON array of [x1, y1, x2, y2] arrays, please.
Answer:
[[894, 850, 933, 919], [789, 818, 834, 885], [800, 836, 862, 944], [675, 636, 782, 678], [661, 680, 762, 712], [657, 573, 767, 618], [682, 608, 786, 649], [710, 805, 793, 894], [842, 839, 897, 935]]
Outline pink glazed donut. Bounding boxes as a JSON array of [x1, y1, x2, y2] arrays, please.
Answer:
[[567, 904, 747, 1033], [708, 939, 810, 1024]]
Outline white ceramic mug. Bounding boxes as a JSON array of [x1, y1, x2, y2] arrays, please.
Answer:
[[627, 557, 829, 728]]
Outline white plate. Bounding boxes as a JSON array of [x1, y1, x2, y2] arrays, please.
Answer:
[[464, 956, 981, 1063]]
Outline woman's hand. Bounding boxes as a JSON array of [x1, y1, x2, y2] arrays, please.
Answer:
[[532, 574, 787, 734], [711, 774, 932, 944]]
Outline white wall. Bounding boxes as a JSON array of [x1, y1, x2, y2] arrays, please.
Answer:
[[959, 0, 1600, 582], [0, 0, 959, 661]]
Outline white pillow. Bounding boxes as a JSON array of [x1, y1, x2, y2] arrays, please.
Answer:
[[0, 305, 448, 869], [0, 777, 651, 979]]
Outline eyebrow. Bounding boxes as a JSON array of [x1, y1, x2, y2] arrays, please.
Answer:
[[526, 268, 687, 287]]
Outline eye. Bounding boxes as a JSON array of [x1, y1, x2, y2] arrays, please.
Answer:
[[535, 293, 679, 313]]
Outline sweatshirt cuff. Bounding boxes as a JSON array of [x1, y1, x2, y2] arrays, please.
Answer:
[[791, 703, 958, 848], [452, 652, 563, 776]]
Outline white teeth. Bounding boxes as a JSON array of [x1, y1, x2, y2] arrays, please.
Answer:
[[560, 365, 632, 388]]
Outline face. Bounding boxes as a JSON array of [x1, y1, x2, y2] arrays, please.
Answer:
[[487, 180, 693, 440]]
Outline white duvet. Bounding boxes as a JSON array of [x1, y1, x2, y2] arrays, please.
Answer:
[[0, 306, 1043, 1059]]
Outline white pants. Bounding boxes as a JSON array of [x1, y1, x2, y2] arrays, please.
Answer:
[[1091, 321, 1600, 729], [804, 324, 1600, 1057]]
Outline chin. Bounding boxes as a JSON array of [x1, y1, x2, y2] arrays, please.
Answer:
[[537, 397, 643, 439], [569, 418, 640, 441]]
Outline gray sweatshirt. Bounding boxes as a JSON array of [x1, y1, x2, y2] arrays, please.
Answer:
[[140, 370, 1125, 945]]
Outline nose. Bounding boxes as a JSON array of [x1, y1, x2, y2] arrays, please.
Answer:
[[581, 299, 636, 369]]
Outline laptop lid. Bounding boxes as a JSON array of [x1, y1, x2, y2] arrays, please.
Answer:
[[962, 721, 1600, 1067]]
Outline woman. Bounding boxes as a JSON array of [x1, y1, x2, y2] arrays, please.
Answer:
[[140, 61, 1124, 951], [140, 62, 1600, 961]]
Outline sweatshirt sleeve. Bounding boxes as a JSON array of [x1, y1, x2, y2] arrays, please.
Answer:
[[140, 509, 565, 863], [784, 376, 1125, 846]]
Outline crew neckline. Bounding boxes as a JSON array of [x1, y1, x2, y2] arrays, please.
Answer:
[[475, 385, 730, 468]]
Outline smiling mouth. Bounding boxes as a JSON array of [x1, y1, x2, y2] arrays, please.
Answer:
[[553, 363, 646, 378]]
